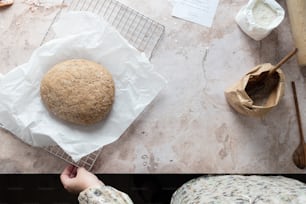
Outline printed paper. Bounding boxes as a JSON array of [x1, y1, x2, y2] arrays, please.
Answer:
[[172, 0, 220, 27]]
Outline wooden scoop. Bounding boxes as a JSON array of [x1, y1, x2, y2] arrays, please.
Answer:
[[291, 81, 306, 169], [252, 48, 298, 83], [245, 48, 298, 103], [268, 48, 298, 75]]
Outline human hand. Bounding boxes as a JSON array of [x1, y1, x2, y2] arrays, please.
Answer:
[[60, 164, 104, 194]]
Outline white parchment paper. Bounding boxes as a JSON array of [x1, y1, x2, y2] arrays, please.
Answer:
[[0, 12, 167, 161]]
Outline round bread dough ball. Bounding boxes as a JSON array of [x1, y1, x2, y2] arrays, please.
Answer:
[[40, 59, 115, 125], [171, 175, 306, 203]]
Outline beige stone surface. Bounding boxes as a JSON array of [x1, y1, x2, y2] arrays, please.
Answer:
[[0, 0, 305, 173]]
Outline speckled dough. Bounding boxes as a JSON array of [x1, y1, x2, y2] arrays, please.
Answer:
[[40, 59, 115, 125], [171, 175, 306, 203]]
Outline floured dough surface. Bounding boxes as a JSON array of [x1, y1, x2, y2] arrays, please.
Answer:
[[40, 59, 115, 125], [171, 175, 306, 203]]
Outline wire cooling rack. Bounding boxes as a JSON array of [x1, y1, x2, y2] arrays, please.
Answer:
[[45, 146, 101, 170], [41, 0, 165, 170], [42, 0, 165, 59]]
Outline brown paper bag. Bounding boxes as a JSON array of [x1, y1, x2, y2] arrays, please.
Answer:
[[225, 63, 285, 117]]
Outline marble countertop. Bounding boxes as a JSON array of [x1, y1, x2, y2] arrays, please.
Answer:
[[1, 0, 306, 173]]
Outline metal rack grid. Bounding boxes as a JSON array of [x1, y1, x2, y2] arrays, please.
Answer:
[[45, 146, 101, 171], [42, 0, 165, 171], [42, 0, 165, 59]]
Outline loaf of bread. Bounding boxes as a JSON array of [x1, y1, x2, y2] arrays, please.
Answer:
[[0, 0, 14, 8], [40, 59, 115, 125]]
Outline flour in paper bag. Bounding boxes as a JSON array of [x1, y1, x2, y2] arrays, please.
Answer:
[[235, 0, 285, 41]]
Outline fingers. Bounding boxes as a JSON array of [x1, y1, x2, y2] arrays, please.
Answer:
[[70, 165, 78, 178], [61, 164, 74, 176], [60, 164, 75, 182], [60, 165, 104, 194], [76, 166, 86, 175], [60, 165, 78, 193]]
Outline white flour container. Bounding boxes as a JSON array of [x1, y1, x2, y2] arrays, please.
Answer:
[[235, 0, 285, 41]]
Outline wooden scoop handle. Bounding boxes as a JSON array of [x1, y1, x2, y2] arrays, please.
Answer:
[[270, 48, 298, 74], [292, 81, 305, 144]]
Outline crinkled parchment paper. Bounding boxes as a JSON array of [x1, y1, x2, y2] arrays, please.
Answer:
[[0, 12, 167, 161]]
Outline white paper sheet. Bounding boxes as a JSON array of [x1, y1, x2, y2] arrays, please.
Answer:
[[172, 0, 219, 27], [0, 12, 167, 162]]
